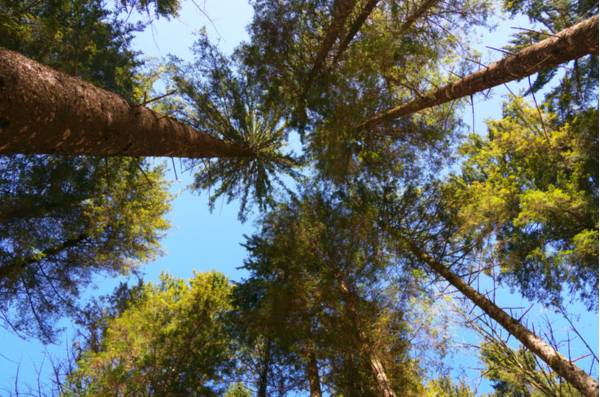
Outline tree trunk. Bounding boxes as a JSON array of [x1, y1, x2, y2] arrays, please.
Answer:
[[332, 0, 380, 64], [397, 0, 440, 35], [257, 339, 272, 397], [356, 16, 599, 130], [306, 348, 322, 397], [404, 239, 599, 397], [0, 48, 252, 158], [369, 354, 397, 397], [339, 280, 398, 397], [304, 0, 357, 90]]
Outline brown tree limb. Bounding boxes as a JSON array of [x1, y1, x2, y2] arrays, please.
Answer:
[[0, 48, 252, 158], [356, 16, 599, 130], [404, 239, 599, 397], [331, 0, 380, 64], [303, 0, 358, 92]]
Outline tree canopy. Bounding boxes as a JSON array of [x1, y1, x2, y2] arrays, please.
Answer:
[[0, 0, 598, 395]]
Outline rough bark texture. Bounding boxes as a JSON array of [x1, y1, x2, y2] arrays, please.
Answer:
[[357, 16, 599, 130], [307, 349, 322, 397], [0, 48, 252, 158], [405, 240, 599, 397], [332, 0, 380, 63]]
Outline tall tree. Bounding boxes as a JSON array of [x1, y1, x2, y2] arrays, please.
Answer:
[[0, 0, 173, 342], [64, 272, 236, 396], [448, 98, 598, 309], [356, 15, 599, 130], [238, 189, 423, 396]]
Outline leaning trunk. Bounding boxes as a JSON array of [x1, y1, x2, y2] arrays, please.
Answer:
[[357, 16, 599, 130], [369, 354, 397, 397], [0, 48, 251, 158], [332, 0, 380, 63], [404, 239, 599, 397]]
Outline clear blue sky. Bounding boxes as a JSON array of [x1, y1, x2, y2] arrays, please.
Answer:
[[0, 1, 597, 395]]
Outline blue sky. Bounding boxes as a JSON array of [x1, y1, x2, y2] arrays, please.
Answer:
[[0, 1, 597, 395]]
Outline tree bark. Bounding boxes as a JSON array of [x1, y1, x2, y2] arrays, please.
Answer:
[[306, 348, 322, 397], [356, 16, 599, 130], [0, 48, 252, 158], [397, 0, 440, 35], [404, 239, 599, 397]]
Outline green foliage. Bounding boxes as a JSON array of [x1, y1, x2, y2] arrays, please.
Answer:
[[65, 272, 235, 396], [224, 382, 252, 397], [117, 0, 182, 18], [481, 340, 584, 396], [0, 0, 141, 97], [237, 187, 423, 396], [450, 98, 598, 308], [166, 33, 301, 221], [0, 157, 170, 342], [240, 0, 490, 183], [424, 376, 476, 397], [0, 0, 174, 343]]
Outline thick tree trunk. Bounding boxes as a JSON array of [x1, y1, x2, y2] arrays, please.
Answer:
[[306, 349, 322, 397], [404, 239, 599, 397], [332, 0, 380, 63], [339, 280, 398, 397], [357, 16, 599, 130], [0, 48, 252, 158]]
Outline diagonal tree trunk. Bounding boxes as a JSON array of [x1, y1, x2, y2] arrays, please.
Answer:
[[331, 0, 380, 64], [397, 0, 440, 35], [0, 48, 252, 158], [403, 239, 599, 397], [356, 15, 599, 130], [303, 0, 357, 91]]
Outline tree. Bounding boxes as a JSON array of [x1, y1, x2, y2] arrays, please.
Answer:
[[167, 33, 301, 220], [0, 47, 254, 158], [64, 272, 236, 396], [356, 16, 599, 130], [449, 98, 598, 309], [237, 188, 423, 396], [0, 0, 173, 343]]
